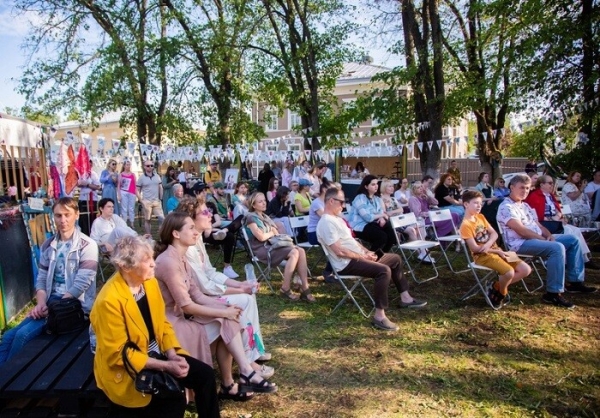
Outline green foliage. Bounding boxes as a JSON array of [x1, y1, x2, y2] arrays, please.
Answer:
[[507, 125, 548, 159]]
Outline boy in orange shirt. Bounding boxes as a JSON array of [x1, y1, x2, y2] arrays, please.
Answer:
[[459, 190, 531, 307]]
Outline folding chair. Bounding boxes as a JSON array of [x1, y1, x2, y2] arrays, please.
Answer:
[[389, 213, 440, 284], [240, 228, 284, 293], [459, 246, 503, 310], [97, 251, 113, 283], [562, 204, 600, 242], [289, 216, 325, 278], [497, 227, 545, 293], [428, 209, 470, 274], [320, 244, 375, 318]]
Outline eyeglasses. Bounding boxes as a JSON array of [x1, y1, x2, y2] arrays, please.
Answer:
[[198, 209, 212, 217], [331, 197, 346, 205], [144, 165, 154, 168]]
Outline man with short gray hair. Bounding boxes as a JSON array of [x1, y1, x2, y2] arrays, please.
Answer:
[[496, 174, 596, 309]]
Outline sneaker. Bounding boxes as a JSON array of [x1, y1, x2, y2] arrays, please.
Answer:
[[542, 292, 575, 309], [398, 299, 428, 309], [584, 260, 600, 270], [564, 282, 597, 293], [418, 253, 435, 264], [223, 266, 239, 279], [371, 317, 399, 331], [213, 230, 227, 241]]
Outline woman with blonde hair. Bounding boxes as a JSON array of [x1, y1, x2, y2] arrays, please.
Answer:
[[245, 192, 315, 302], [100, 159, 120, 215]]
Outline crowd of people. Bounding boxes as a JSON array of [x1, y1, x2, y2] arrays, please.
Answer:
[[1, 158, 599, 417]]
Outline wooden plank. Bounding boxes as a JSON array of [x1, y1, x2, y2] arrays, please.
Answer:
[[4, 332, 81, 394], [0, 333, 56, 392], [29, 328, 90, 394], [10, 146, 17, 198], [18, 147, 25, 201], [54, 337, 96, 393]]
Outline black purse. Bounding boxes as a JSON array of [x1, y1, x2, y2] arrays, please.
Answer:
[[46, 298, 86, 335], [122, 341, 183, 398], [540, 220, 564, 234]]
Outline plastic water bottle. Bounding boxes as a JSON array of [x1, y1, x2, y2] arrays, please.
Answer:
[[89, 324, 96, 354], [245, 264, 258, 294]]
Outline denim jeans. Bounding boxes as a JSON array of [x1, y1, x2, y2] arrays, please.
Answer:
[[0, 316, 47, 364], [517, 234, 585, 293], [445, 205, 465, 221]]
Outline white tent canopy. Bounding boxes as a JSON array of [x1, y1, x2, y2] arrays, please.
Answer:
[[0, 113, 43, 148]]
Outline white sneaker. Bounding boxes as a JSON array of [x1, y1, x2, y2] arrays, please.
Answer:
[[418, 253, 435, 264], [213, 230, 227, 241], [223, 266, 239, 279]]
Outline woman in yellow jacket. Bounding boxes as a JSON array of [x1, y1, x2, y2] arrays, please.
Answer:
[[90, 235, 219, 417]]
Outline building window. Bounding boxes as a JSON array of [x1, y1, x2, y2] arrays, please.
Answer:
[[264, 108, 278, 131], [289, 111, 302, 131], [442, 127, 449, 138]]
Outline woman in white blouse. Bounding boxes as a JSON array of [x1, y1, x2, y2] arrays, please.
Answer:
[[90, 198, 137, 253]]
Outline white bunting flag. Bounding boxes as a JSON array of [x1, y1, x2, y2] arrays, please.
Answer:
[[436, 140, 442, 149], [416, 142, 423, 152], [304, 150, 312, 161], [112, 139, 120, 151], [82, 135, 92, 150], [397, 144, 404, 155], [293, 150, 300, 161], [126, 142, 135, 155], [482, 132, 488, 140], [427, 140, 433, 150], [98, 137, 106, 153], [329, 149, 337, 160]]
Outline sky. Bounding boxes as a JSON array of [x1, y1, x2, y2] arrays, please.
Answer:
[[0, 1, 403, 117]]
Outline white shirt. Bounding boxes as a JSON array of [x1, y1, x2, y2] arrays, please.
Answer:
[[316, 214, 363, 272], [394, 189, 411, 206], [496, 197, 542, 252], [584, 181, 600, 196], [90, 215, 129, 244]]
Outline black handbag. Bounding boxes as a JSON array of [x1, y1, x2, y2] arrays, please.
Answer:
[[540, 220, 564, 235], [46, 298, 86, 335], [122, 341, 183, 398]]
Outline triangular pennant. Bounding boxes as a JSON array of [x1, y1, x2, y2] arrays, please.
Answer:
[[329, 149, 337, 160], [98, 137, 106, 152], [416, 142, 423, 152], [304, 150, 312, 161], [427, 140, 433, 150], [482, 132, 488, 140], [436, 140, 442, 149]]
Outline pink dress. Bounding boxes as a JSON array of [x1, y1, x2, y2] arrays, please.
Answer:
[[154, 245, 241, 366]]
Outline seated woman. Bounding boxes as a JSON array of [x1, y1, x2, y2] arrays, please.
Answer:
[[525, 175, 599, 269], [393, 177, 411, 209], [380, 179, 434, 264], [409, 181, 461, 243], [434, 174, 465, 221], [203, 200, 244, 279], [561, 170, 592, 227], [166, 183, 184, 214], [90, 235, 219, 417], [175, 197, 272, 365], [349, 175, 396, 252], [351, 161, 369, 178], [0, 197, 97, 365], [493, 177, 510, 199], [245, 192, 315, 302], [266, 186, 294, 237], [154, 213, 277, 401], [90, 198, 138, 253], [294, 179, 313, 216], [231, 181, 249, 218], [266, 177, 279, 202]]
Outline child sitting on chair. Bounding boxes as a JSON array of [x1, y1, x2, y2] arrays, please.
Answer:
[[459, 190, 531, 308]]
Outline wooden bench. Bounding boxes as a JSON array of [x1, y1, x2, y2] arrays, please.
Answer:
[[0, 325, 108, 417]]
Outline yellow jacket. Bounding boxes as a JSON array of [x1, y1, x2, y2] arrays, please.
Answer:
[[90, 272, 188, 407]]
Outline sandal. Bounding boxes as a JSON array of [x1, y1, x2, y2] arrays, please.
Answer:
[[239, 371, 277, 394], [487, 283, 506, 308], [219, 382, 255, 402], [299, 288, 316, 303], [280, 287, 299, 301], [257, 352, 272, 362], [255, 364, 275, 379]]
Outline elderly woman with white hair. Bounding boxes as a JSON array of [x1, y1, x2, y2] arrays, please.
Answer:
[[166, 183, 184, 214]]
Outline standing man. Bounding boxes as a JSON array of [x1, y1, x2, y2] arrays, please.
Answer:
[[137, 160, 164, 235], [525, 158, 537, 174], [204, 160, 222, 187], [77, 161, 102, 236], [316, 188, 426, 332], [447, 160, 462, 190], [0, 197, 97, 364], [496, 174, 596, 309]]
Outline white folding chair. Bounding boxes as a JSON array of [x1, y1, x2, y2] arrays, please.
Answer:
[[459, 246, 503, 310], [389, 213, 440, 284], [320, 244, 375, 318], [98, 251, 113, 283], [561, 204, 600, 238], [498, 227, 545, 293], [240, 228, 284, 294], [289, 216, 325, 278], [428, 209, 470, 274]]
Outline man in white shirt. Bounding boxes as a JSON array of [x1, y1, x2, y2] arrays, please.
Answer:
[[316, 188, 426, 332], [584, 169, 600, 221]]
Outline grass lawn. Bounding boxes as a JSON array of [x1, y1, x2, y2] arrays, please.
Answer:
[[191, 234, 600, 418]]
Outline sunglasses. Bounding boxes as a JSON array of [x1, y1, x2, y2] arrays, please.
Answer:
[[198, 209, 212, 217], [331, 197, 346, 205], [144, 165, 154, 168]]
